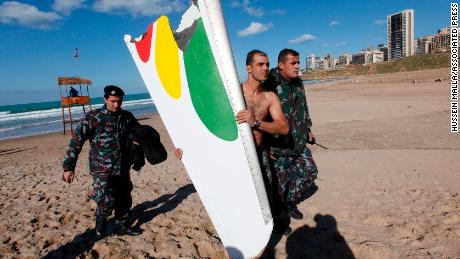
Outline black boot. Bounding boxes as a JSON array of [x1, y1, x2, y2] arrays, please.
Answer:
[[287, 203, 303, 220], [115, 214, 142, 236], [95, 215, 107, 238], [273, 223, 292, 236]]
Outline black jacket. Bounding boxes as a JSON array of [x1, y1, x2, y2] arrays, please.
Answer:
[[127, 125, 167, 171]]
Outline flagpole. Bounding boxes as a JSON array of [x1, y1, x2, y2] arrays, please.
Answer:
[[74, 48, 79, 77]]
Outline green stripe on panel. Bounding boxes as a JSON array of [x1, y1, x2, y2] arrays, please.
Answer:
[[183, 19, 238, 142]]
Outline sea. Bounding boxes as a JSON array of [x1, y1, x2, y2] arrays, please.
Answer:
[[0, 78, 347, 140], [0, 93, 157, 140]]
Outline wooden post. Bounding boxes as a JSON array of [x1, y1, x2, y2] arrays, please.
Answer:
[[69, 105, 74, 134], [61, 105, 66, 135]]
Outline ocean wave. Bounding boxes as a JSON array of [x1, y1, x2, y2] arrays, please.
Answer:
[[122, 98, 154, 107], [0, 106, 86, 123], [0, 98, 154, 123]]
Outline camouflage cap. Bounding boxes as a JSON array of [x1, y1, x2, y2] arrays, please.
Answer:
[[104, 85, 125, 97]]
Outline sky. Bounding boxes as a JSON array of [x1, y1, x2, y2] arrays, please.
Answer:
[[0, 0, 452, 105]]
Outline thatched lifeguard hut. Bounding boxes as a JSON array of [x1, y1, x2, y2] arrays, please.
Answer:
[[58, 76, 93, 134]]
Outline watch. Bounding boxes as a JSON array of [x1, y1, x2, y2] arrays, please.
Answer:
[[253, 119, 261, 128]]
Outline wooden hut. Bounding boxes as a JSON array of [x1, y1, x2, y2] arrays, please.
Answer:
[[58, 76, 93, 134]]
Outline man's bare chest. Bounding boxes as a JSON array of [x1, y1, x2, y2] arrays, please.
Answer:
[[245, 96, 271, 120]]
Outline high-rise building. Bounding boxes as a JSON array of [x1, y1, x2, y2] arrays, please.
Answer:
[[416, 35, 434, 54], [377, 44, 389, 61], [431, 27, 450, 53], [415, 27, 450, 54], [351, 49, 384, 65], [337, 54, 351, 67], [306, 54, 316, 70], [387, 9, 415, 60], [368, 50, 384, 64], [315, 57, 328, 70], [325, 54, 334, 69], [351, 52, 366, 65]]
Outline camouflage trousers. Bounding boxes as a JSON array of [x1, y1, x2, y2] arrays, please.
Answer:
[[269, 147, 318, 205], [91, 173, 133, 219], [257, 149, 275, 207], [258, 148, 285, 224]]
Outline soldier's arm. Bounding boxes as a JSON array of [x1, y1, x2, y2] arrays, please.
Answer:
[[303, 85, 313, 129], [257, 92, 289, 135], [62, 115, 94, 175], [303, 87, 314, 141]]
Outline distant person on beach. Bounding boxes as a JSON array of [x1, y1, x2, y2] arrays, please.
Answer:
[[62, 85, 142, 238], [69, 86, 79, 97], [235, 49, 290, 234], [263, 48, 319, 226]]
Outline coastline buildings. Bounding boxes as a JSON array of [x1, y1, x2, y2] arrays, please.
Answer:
[[325, 54, 335, 70], [351, 49, 384, 65], [316, 58, 329, 70], [306, 54, 316, 70], [336, 54, 351, 68], [416, 35, 434, 54], [306, 54, 332, 70], [431, 27, 450, 53], [416, 27, 451, 54], [351, 52, 366, 65], [306, 9, 450, 72], [378, 44, 389, 61], [387, 9, 415, 60]]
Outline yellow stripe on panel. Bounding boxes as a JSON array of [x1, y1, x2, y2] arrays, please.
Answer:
[[155, 16, 181, 99]]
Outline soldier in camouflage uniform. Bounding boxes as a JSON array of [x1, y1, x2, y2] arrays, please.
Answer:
[[63, 85, 141, 238], [264, 49, 318, 223]]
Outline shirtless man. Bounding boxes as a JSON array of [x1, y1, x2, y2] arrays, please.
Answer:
[[235, 49, 288, 146], [236, 50, 290, 236]]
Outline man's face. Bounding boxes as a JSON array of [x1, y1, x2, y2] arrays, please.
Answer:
[[247, 53, 269, 82], [105, 95, 123, 112], [279, 54, 300, 80]]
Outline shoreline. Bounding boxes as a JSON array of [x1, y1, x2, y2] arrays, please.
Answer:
[[0, 113, 158, 143]]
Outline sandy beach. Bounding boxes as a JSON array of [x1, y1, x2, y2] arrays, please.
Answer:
[[0, 67, 458, 258]]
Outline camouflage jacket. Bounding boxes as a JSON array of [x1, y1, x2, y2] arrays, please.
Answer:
[[63, 105, 139, 176], [263, 68, 312, 157]]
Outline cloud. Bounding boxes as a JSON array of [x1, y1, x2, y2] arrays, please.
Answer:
[[288, 34, 315, 44], [230, 0, 264, 17], [237, 22, 273, 37], [329, 20, 340, 26], [333, 41, 347, 47], [0, 1, 61, 29], [245, 6, 264, 17], [230, 0, 240, 8], [374, 19, 385, 25], [272, 9, 286, 15], [92, 0, 186, 17], [52, 0, 85, 15]]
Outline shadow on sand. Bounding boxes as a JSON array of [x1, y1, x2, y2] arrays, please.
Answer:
[[285, 214, 355, 258], [261, 212, 355, 259], [261, 183, 351, 258], [260, 182, 320, 258], [42, 183, 195, 258]]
